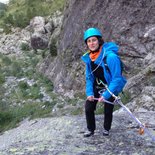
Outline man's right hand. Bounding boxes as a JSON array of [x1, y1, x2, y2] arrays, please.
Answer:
[[87, 96, 94, 101]]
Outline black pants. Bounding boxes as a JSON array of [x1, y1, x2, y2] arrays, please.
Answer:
[[85, 86, 114, 132]]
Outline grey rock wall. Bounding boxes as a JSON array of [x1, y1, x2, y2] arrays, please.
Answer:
[[39, 0, 155, 106]]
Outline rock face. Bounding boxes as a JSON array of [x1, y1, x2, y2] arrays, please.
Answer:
[[0, 111, 155, 154], [38, 0, 155, 111], [0, 11, 63, 56], [0, 28, 30, 55], [30, 12, 63, 53], [30, 16, 49, 50]]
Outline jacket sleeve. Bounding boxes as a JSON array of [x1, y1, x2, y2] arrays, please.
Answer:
[[102, 54, 126, 99], [85, 64, 95, 97]]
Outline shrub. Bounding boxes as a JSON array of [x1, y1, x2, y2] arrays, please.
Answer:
[[28, 85, 43, 99], [20, 42, 30, 51], [49, 39, 57, 56], [18, 81, 29, 89], [0, 111, 13, 127], [0, 74, 5, 85]]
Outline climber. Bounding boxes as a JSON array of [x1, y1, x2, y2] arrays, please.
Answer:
[[81, 27, 127, 137]]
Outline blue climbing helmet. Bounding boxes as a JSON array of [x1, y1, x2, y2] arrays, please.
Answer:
[[84, 27, 102, 41]]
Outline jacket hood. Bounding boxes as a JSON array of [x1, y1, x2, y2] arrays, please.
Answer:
[[103, 42, 119, 56]]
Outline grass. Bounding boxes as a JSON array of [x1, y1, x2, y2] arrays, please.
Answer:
[[0, 101, 54, 132]]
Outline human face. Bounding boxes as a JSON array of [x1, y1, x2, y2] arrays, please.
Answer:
[[87, 37, 99, 52]]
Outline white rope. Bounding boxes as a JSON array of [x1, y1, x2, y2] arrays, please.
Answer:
[[89, 47, 105, 76], [96, 80, 155, 142]]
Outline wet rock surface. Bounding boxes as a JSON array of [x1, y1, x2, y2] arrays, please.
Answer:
[[0, 111, 155, 155]]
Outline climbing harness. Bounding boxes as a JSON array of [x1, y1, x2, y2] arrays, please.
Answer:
[[96, 80, 155, 142]]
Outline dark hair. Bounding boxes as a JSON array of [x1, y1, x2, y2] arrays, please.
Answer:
[[97, 36, 104, 46]]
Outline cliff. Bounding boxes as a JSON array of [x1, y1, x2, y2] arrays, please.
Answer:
[[39, 0, 155, 111]]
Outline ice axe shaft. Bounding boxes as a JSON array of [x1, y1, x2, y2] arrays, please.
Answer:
[[115, 98, 155, 142]]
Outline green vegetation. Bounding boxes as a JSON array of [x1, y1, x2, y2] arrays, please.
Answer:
[[0, 0, 66, 32], [0, 51, 54, 97], [49, 38, 57, 56], [0, 51, 57, 133], [20, 42, 30, 51], [0, 102, 54, 132]]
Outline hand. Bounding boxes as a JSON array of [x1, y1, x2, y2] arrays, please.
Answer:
[[98, 96, 105, 102], [87, 96, 94, 101]]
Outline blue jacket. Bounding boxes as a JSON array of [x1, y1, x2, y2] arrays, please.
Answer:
[[81, 42, 127, 100]]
